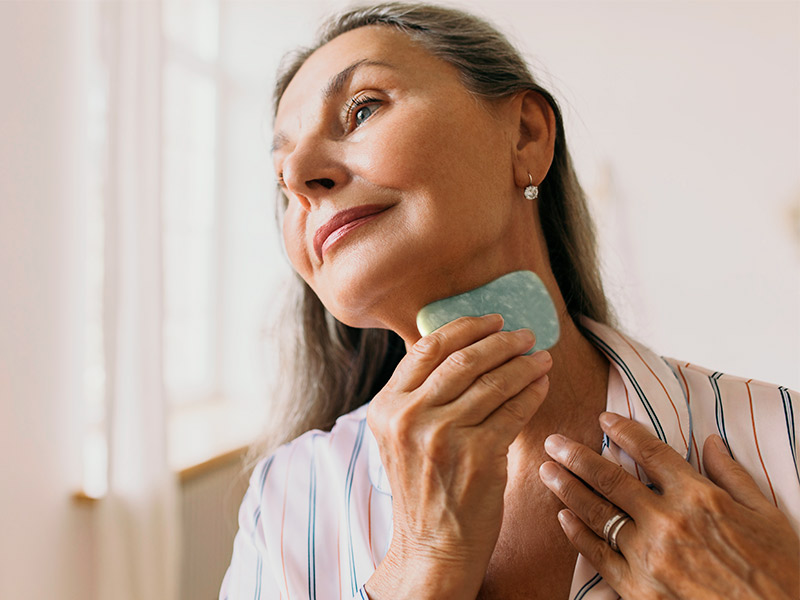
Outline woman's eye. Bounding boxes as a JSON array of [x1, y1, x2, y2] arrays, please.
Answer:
[[345, 95, 381, 130], [354, 105, 375, 127]]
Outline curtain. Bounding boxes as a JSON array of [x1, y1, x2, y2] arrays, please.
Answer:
[[96, 3, 180, 599]]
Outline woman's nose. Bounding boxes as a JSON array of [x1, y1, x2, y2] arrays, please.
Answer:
[[281, 142, 344, 212]]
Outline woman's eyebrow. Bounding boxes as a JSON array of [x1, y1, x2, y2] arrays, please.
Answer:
[[321, 58, 395, 100], [272, 58, 396, 154]]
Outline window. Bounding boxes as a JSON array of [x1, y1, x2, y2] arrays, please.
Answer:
[[162, 0, 221, 407]]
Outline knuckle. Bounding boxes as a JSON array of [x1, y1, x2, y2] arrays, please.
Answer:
[[636, 436, 672, 467], [557, 475, 583, 505], [651, 509, 689, 543], [500, 397, 529, 424], [594, 464, 629, 496], [477, 370, 510, 397], [366, 402, 383, 431], [586, 499, 612, 530], [446, 348, 479, 372], [386, 409, 415, 443], [420, 423, 454, 462], [685, 479, 728, 512], [412, 331, 446, 360], [560, 444, 584, 471]]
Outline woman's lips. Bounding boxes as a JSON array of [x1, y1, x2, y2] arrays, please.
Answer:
[[313, 204, 390, 261]]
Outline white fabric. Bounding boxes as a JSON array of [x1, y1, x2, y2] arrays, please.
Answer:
[[221, 319, 799, 599], [96, 3, 180, 599]]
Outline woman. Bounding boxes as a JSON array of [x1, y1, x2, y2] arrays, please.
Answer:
[[221, 4, 799, 599]]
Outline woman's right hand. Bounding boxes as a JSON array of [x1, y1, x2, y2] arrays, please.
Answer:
[[364, 314, 553, 599]]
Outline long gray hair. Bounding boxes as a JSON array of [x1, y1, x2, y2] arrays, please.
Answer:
[[260, 2, 611, 453]]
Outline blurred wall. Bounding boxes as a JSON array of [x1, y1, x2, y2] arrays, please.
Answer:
[[0, 3, 96, 599]]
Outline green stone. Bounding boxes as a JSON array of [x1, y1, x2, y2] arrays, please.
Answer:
[[416, 270, 560, 353]]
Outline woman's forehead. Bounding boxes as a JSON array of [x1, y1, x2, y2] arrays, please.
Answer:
[[276, 26, 455, 124]]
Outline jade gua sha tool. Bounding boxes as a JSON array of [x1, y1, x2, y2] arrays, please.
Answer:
[[416, 270, 560, 354]]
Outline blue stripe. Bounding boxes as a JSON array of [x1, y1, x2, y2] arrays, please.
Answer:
[[252, 456, 276, 532], [582, 328, 666, 442], [254, 553, 262, 600], [779, 387, 799, 485], [345, 420, 367, 596], [307, 436, 319, 600], [573, 572, 603, 600], [710, 372, 734, 460], [252, 455, 276, 600], [600, 433, 609, 453]]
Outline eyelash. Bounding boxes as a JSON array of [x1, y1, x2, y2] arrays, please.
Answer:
[[344, 94, 381, 130], [276, 95, 382, 186]]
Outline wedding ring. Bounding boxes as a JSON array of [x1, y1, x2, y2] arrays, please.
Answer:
[[603, 512, 632, 552]]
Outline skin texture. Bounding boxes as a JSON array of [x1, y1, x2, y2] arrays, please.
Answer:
[[273, 24, 800, 600], [274, 26, 556, 343]]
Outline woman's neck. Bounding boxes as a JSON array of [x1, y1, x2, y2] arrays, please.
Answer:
[[513, 310, 610, 459]]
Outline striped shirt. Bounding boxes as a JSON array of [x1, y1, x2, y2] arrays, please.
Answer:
[[220, 318, 799, 600]]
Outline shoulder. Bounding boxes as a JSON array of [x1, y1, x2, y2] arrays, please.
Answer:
[[662, 357, 796, 422], [661, 357, 799, 528], [249, 403, 371, 510], [223, 404, 378, 598]]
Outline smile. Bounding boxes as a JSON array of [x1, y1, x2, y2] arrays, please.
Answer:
[[313, 204, 391, 261]]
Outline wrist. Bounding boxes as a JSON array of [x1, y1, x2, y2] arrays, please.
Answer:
[[364, 546, 484, 600]]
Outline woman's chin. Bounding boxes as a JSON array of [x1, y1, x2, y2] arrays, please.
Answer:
[[315, 263, 418, 332]]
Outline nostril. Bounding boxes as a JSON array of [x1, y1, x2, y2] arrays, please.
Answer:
[[308, 178, 335, 190]]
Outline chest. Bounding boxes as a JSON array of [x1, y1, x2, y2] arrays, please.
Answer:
[[476, 477, 578, 600]]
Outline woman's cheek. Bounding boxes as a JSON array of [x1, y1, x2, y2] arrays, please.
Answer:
[[282, 206, 313, 279]]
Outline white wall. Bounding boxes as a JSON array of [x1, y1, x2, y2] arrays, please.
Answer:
[[0, 3, 96, 599]]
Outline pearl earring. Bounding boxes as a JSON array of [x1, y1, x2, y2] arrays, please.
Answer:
[[524, 173, 539, 200]]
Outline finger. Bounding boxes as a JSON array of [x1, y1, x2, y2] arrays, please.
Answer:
[[420, 328, 538, 404], [702, 434, 775, 511], [556, 509, 632, 594], [543, 433, 652, 518], [388, 314, 505, 392], [479, 374, 550, 445], [443, 350, 552, 424], [539, 461, 636, 552], [599, 412, 698, 489]]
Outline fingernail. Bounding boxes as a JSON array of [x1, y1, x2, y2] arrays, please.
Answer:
[[599, 412, 621, 429], [515, 328, 535, 346], [711, 434, 730, 456], [544, 433, 566, 457], [532, 350, 551, 364], [484, 313, 504, 327], [538, 461, 560, 484], [558, 509, 576, 531]]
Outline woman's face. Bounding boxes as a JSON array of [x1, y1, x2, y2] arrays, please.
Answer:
[[273, 26, 544, 339]]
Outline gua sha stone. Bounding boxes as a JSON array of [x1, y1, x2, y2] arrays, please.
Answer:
[[416, 270, 560, 353]]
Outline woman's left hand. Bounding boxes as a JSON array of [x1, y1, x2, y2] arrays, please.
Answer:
[[539, 412, 800, 600]]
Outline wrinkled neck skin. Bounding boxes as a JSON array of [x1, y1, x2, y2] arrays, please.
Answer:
[[378, 214, 610, 460]]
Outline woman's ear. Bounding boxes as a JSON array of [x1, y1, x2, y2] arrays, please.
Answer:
[[510, 90, 557, 190]]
